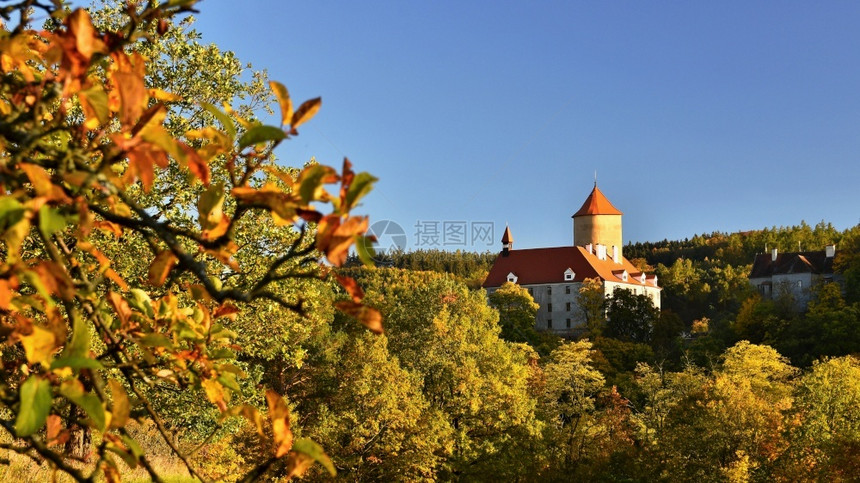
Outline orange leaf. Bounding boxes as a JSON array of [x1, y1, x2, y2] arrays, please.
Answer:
[[203, 242, 240, 271], [333, 274, 364, 303], [213, 303, 240, 321], [148, 250, 178, 287], [68, 9, 105, 61], [316, 215, 368, 266], [291, 97, 321, 129], [232, 184, 301, 224], [111, 53, 147, 129], [33, 262, 75, 301], [335, 301, 383, 334], [93, 220, 123, 238], [178, 142, 210, 186], [338, 158, 355, 207], [20, 163, 71, 203], [0, 278, 17, 311], [266, 390, 293, 458], [108, 292, 131, 328], [105, 269, 128, 291]]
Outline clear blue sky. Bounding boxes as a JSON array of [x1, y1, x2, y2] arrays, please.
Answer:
[[190, 1, 860, 252]]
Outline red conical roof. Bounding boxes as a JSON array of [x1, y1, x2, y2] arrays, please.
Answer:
[[572, 186, 622, 217], [501, 226, 513, 244]]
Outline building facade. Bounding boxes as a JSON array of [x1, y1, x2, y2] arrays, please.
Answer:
[[483, 185, 661, 335], [749, 245, 837, 309]]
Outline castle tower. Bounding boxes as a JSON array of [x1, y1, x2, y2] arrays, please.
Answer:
[[572, 184, 623, 256], [501, 225, 513, 256]]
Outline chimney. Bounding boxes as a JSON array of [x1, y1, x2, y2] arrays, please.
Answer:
[[596, 244, 607, 261], [825, 245, 836, 258], [585, 243, 593, 255], [612, 245, 620, 264], [771, 248, 778, 262]]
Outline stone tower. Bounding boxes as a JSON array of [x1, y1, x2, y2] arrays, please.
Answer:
[[572, 184, 623, 256]]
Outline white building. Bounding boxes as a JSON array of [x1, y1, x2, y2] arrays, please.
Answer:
[[483, 185, 661, 334]]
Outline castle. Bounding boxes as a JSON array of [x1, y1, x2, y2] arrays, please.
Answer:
[[483, 185, 661, 333]]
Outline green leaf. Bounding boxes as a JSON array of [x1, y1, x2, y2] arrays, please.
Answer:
[[60, 380, 106, 431], [38, 205, 66, 238], [63, 313, 89, 359], [345, 172, 378, 211], [299, 164, 330, 204], [78, 85, 110, 126], [292, 438, 336, 476], [122, 435, 144, 459], [0, 197, 25, 231], [106, 445, 138, 469], [198, 182, 225, 227], [217, 372, 241, 393], [208, 347, 235, 359], [200, 102, 236, 140], [128, 289, 154, 318], [138, 333, 174, 349], [14, 376, 52, 437], [355, 235, 376, 267], [238, 125, 286, 149], [50, 357, 103, 371]]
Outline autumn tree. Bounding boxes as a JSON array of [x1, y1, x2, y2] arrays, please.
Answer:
[[577, 277, 605, 336], [0, 3, 380, 481], [604, 287, 659, 343]]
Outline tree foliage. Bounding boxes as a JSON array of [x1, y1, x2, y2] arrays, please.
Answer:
[[0, 3, 379, 480]]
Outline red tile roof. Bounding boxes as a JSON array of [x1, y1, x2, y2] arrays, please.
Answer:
[[483, 245, 660, 289], [501, 226, 513, 244], [572, 186, 622, 217]]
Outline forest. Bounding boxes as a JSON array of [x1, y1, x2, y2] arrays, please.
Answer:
[[2, 2, 860, 482]]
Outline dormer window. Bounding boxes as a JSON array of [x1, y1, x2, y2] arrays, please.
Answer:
[[564, 268, 575, 281], [506, 272, 518, 284], [613, 269, 628, 282]]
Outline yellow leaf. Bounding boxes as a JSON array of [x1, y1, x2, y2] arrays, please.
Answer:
[[202, 379, 227, 411], [21, 325, 58, 364], [269, 81, 293, 126], [148, 250, 178, 287], [108, 379, 130, 429]]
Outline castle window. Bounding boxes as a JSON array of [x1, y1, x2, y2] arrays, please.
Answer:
[[565, 285, 571, 294], [547, 319, 553, 329], [547, 286, 552, 295], [566, 302, 571, 311], [797, 280, 803, 288], [564, 268, 575, 281], [547, 303, 553, 312], [566, 318, 571, 328], [506, 272, 518, 283], [527, 288, 533, 296]]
